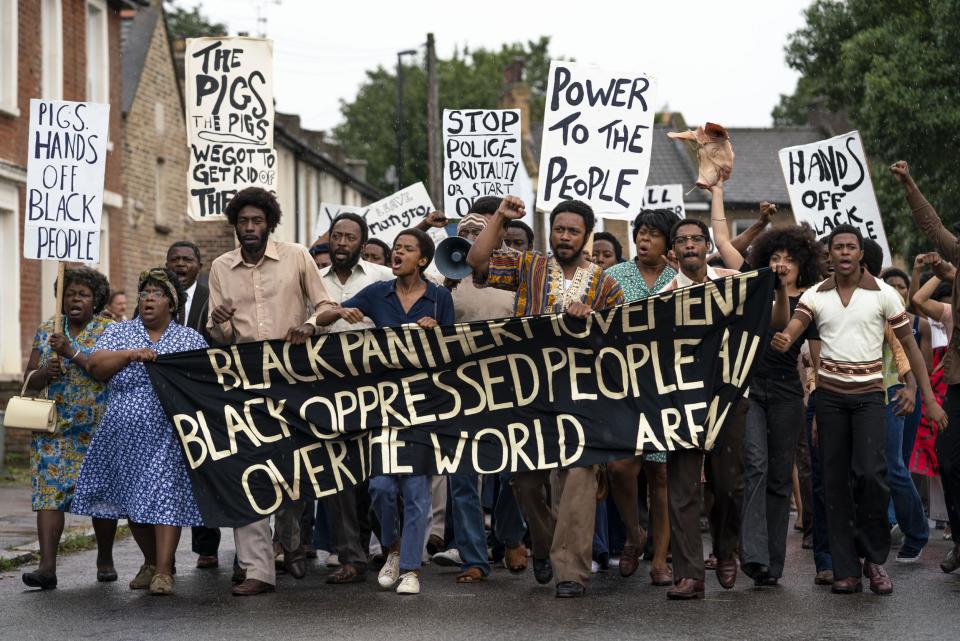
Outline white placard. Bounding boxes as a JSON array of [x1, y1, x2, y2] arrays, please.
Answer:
[[537, 61, 657, 217], [185, 37, 277, 220], [313, 202, 365, 241], [24, 99, 109, 263], [620, 184, 687, 259], [443, 109, 521, 216], [779, 131, 891, 264]]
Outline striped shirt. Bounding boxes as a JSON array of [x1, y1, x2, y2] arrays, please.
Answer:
[[793, 270, 910, 394], [476, 249, 624, 317]]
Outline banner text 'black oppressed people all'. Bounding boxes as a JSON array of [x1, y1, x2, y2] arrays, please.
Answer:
[[147, 270, 774, 527]]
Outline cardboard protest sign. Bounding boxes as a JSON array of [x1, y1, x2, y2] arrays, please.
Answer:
[[641, 183, 685, 217], [313, 203, 365, 241], [779, 131, 891, 264], [443, 109, 521, 216], [185, 37, 277, 220], [537, 61, 657, 217], [364, 182, 446, 245], [24, 100, 110, 263]]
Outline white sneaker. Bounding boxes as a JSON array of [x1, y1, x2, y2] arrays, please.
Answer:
[[315, 550, 331, 566], [591, 560, 600, 574], [326, 553, 340, 567], [432, 548, 463, 567], [378, 551, 401, 588], [396, 571, 420, 595]]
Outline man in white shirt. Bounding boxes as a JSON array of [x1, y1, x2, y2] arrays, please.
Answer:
[[317, 212, 393, 585], [661, 218, 746, 600]]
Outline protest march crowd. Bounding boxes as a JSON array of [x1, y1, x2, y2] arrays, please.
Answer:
[[15, 152, 960, 603]]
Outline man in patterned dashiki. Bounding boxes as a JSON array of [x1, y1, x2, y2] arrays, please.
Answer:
[[604, 208, 681, 588], [467, 195, 624, 599]]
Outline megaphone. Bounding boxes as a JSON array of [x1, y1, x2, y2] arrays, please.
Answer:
[[435, 236, 473, 280]]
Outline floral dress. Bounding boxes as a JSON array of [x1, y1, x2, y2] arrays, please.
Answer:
[[30, 315, 112, 511], [70, 319, 207, 526]]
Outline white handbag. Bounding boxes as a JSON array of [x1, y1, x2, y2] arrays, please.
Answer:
[[3, 369, 58, 433]]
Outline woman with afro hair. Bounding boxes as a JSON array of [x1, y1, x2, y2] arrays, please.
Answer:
[[712, 205, 826, 586]]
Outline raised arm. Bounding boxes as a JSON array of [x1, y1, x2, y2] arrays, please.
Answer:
[[466, 195, 525, 278], [891, 161, 960, 266], [707, 180, 744, 269], [730, 201, 776, 257], [912, 274, 948, 321]]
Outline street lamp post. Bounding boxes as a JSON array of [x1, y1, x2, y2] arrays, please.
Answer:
[[396, 48, 418, 190]]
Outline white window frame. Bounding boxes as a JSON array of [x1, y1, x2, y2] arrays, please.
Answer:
[[41, 0, 62, 100], [85, 0, 109, 104], [0, 0, 19, 116], [0, 181, 22, 373]]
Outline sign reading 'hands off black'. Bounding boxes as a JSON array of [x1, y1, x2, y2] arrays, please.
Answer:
[[147, 270, 773, 526]]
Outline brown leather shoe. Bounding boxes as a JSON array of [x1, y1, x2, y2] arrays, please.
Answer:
[[196, 555, 218, 569], [864, 561, 893, 595], [326, 563, 365, 584], [814, 569, 834, 585], [667, 577, 704, 600], [831, 576, 863, 594], [650, 566, 673, 587], [619, 543, 641, 578], [283, 546, 307, 580], [504, 544, 528, 574], [716, 558, 738, 589], [231, 578, 275, 596], [704, 554, 718, 570]]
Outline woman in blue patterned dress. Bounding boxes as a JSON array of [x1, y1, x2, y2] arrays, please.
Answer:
[[21, 268, 117, 591], [72, 268, 207, 596]]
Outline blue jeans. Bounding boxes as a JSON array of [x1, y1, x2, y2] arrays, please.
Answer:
[[369, 474, 432, 572], [884, 385, 929, 551], [311, 500, 332, 552], [805, 392, 832, 572], [449, 473, 490, 574], [890, 387, 922, 523], [593, 500, 609, 559]]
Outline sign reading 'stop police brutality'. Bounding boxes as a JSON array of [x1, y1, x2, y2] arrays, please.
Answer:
[[537, 61, 657, 217], [443, 109, 521, 216], [779, 131, 892, 264], [185, 37, 277, 220], [24, 100, 110, 263]]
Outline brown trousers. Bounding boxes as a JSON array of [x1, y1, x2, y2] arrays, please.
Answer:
[[513, 465, 599, 585], [667, 398, 747, 581]]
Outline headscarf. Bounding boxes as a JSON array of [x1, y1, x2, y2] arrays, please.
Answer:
[[138, 268, 180, 315], [457, 213, 488, 234]]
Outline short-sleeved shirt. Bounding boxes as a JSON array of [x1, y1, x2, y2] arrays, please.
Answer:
[[343, 279, 455, 327], [477, 249, 624, 317], [793, 270, 910, 394], [605, 260, 677, 302]]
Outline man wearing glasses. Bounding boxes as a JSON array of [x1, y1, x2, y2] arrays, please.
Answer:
[[661, 217, 747, 600]]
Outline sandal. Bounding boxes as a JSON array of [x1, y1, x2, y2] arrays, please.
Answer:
[[325, 564, 365, 584], [455, 567, 486, 583]]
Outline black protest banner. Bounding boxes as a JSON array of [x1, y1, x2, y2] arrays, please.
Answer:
[[185, 37, 277, 220], [536, 61, 657, 218], [779, 130, 892, 264], [147, 270, 773, 527], [24, 99, 110, 263], [443, 109, 522, 216]]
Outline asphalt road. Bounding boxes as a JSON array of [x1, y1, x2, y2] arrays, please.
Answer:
[[1, 531, 957, 641]]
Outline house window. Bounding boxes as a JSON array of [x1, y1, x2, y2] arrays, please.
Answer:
[[0, 0, 18, 115], [0, 181, 22, 372], [732, 218, 759, 237], [86, 0, 109, 104], [41, 0, 63, 100]]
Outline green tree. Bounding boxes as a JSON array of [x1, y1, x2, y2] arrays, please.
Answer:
[[774, 0, 960, 259], [334, 37, 555, 194], [163, 1, 227, 40]]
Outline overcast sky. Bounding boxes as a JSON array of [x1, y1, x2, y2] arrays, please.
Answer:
[[177, 0, 812, 134]]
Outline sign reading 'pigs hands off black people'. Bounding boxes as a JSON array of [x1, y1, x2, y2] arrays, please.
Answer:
[[147, 270, 773, 527], [24, 99, 109, 263], [537, 61, 657, 217], [443, 109, 522, 216], [185, 37, 277, 220], [779, 131, 891, 264]]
